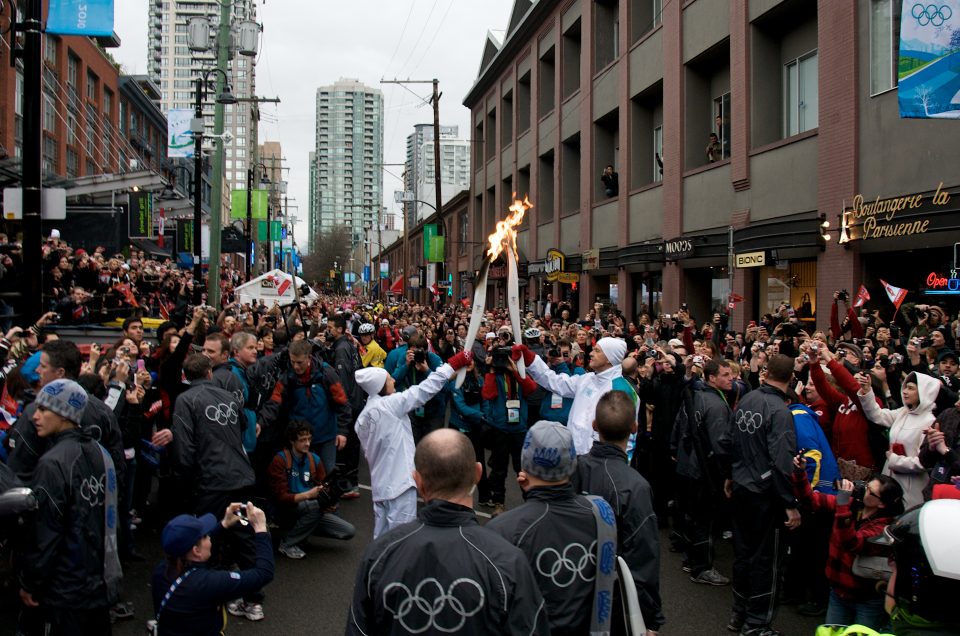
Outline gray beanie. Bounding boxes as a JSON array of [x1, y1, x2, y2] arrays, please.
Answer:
[[35, 378, 88, 424], [521, 421, 577, 482]]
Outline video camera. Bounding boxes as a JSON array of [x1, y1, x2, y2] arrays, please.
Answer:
[[491, 346, 513, 371]]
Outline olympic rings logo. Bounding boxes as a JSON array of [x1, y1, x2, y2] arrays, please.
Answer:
[[735, 409, 763, 435], [80, 474, 106, 506], [536, 541, 597, 588], [205, 402, 238, 426], [383, 577, 485, 633], [912, 3, 953, 27]]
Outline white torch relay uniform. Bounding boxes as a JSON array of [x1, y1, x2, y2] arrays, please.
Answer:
[[524, 337, 638, 456], [354, 363, 455, 538]]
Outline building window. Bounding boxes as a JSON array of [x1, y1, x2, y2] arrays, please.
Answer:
[[43, 35, 57, 65], [712, 92, 731, 160], [783, 51, 818, 137], [870, 0, 899, 95], [43, 94, 56, 132], [653, 125, 663, 182], [87, 71, 98, 103]]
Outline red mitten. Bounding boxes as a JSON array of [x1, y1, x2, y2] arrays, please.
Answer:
[[511, 344, 535, 366], [448, 351, 474, 371]]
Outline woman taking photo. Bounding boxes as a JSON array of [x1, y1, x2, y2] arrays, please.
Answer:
[[151, 502, 274, 635]]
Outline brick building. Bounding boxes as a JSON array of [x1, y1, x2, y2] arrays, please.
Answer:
[[463, 0, 960, 330]]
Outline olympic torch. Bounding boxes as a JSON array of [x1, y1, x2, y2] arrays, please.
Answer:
[[455, 195, 533, 388]]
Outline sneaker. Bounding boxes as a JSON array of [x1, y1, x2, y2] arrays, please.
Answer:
[[341, 487, 361, 500], [722, 530, 733, 540], [797, 600, 826, 617], [478, 499, 496, 508], [726, 613, 745, 633], [491, 503, 505, 517], [740, 626, 783, 636], [242, 602, 264, 621], [681, 560, 692, 573], [226, 599, 245, 617], [279, 544, 306, 560], [690, 569, 730, 586]]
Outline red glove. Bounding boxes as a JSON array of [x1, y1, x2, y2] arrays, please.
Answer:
[[448, 351, 474, 371], [511, 344, 535, 366]]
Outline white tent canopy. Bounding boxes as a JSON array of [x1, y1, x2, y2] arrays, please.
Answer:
[[234, 269, 318, 306]]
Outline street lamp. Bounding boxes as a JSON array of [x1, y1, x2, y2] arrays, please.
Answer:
[[192, 68, 236, 304]]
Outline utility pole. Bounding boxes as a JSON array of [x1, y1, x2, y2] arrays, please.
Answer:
[[381, 79, 444, 302], [15, 0, 43, 322], [207, 0, 231, 310]]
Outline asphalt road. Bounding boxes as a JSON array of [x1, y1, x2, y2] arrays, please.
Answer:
[[97, 459, 823, 636]]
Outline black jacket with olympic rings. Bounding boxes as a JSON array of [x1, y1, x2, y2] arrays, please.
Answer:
[[170, 379, 254, 494], [346, 499, 550, 636], [486, 483, 608, 635]]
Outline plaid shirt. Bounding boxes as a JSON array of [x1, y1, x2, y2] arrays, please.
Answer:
[[793, 471, 893, 601]]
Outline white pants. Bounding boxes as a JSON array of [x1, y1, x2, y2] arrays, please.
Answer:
[[373, 487, 418, 539]]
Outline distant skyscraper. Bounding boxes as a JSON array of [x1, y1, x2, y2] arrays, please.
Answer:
[[309, 78, 384, 254], [147, 0, 257, 193], [403, 124, 470, 226]]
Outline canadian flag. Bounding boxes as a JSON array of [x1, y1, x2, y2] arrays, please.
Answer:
[[430, 283, 440, 300], [852, 284, 870, 309], [880, 279, 907, 310]]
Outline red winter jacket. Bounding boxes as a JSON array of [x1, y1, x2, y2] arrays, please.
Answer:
[[794, 471, 894, 602], [831, 303, 864, 341], [810, 359, 881, 469]]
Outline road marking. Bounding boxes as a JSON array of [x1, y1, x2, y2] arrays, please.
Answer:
[[356, 483, 492, 519]]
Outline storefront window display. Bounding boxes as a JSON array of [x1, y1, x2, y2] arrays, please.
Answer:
[[758, 260, 818, 324]]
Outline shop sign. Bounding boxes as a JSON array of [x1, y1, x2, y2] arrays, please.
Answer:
[[527, 261, 547, 275], [545, 249, 566, 282], [735, 251, 766, 268], [583, 249, 600, 271], [840, 182, 953, 243], [557, 272, 580, 284], [924, 271, 960, 296], [664, 238, 694, 261], [488, 263, 508, 280]]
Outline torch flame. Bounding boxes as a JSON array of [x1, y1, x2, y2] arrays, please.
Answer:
[[487, 195, 533, 260]]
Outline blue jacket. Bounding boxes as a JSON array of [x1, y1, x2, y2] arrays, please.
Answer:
[[538, 361, 585, 425], [448, 373, 485, 432], [481, 371, 537, 433], [384, 344, 408, 377], [261, 357, 351, 444], [228, 358, 258, 453], [393, 350, 447, 418], [790, 403, 840, 493], [152, 531, 274, 636]]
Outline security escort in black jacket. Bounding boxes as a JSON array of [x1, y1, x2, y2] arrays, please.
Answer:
[[574, 390, 666, 633], [726, 353, 801, 636], [346, 429, 549, 636], [488, 420, 618, 636], [672, 359, 735, 585], [7, 340, 125, 488], [18, 379, 122, 635]]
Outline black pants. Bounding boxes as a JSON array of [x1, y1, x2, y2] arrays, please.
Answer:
[[486, 429, 525, 504], [17, 606, 111, 636], [465, 426, 491, 502], [335, 416, 361, 488], [194, 488, 262, 603], [730, 488, 787, 629], [410, 414, 444, 446], [676, 474, 719, 575]]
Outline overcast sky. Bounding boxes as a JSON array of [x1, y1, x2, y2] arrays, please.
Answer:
[[114, 0, 514, 248]]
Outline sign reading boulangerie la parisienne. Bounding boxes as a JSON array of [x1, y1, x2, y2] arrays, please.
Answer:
[[841, 182, 953, 243]]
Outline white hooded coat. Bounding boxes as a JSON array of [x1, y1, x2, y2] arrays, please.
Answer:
[[860, 373, 940, 509]]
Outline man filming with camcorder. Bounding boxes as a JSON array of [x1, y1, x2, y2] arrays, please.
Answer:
[[481, 333, 538, 517]]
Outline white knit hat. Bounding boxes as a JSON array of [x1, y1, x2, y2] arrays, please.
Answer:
[[596, 337, 627, 366], [356, 367, 389, 396]]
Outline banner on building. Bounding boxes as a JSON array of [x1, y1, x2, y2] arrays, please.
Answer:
[[380, 262, 389, 279], [47, 0, 114, 36], [423, 224, 445, 263], [898, 0, 960, 119], [128, 191, 154, 239], [231, 190, 269, 220], [167, 109, 195, 159], [256, 220, 282, 241]]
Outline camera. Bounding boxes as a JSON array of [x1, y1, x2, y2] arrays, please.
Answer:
[[646, 349, 660, 360], [491, 346, 513, 371], [808, 342, 820, 355], [314, 471, 347, 510], [413, 350, 426, 365], [920, 338, 933, 348], [834, 479, 868, 505], [837, 289, 850, 302], [692, 355, 704, 366], [234, 503, 249, 526], [47, 313, 60, 324], [781, 322, 800, 338], [548, 348, 560, 358]]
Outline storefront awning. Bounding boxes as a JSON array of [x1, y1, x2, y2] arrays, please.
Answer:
[[389, 276, 404, 294]]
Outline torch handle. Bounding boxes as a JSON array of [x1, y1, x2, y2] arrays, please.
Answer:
[[507, 246, 526, 378], [456, 259, 491, 389]]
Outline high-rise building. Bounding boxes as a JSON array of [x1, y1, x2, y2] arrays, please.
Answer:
[[147, 0, 257, 193], [403, 124, 470, 227], [309, 78, 384, 255]]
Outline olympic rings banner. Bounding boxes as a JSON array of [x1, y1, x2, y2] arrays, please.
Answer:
[[898, 0, 960, 118], [47, 0, 115, 37]]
